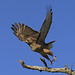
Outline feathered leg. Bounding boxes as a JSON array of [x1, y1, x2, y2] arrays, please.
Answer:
[[43, 49, 56, 61], [39, 51, 53, 64]]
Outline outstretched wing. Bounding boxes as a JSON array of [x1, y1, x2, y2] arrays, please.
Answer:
[[37, 9, 52, 44], [11, 23, 39, 44]]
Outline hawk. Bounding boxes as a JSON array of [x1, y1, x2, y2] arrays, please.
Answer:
[[11, 9, 56, 64]]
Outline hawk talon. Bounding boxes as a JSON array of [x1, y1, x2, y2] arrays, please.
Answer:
[[53, 56, 56, 61]]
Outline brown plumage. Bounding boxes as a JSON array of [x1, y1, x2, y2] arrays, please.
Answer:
[[11, 9, 56, 64]]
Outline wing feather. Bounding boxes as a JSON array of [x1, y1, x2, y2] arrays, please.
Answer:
[[18, 22, 21, 28], [11, 23, 39, 44], [37, 9, 52, 44], [12, 24, 17, 30], [15, 23, 19, 30]]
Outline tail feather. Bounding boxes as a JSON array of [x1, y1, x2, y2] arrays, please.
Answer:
[[48, 43, 53, 49], [47, 40, 55, 44], [47, 40, 55, 49]]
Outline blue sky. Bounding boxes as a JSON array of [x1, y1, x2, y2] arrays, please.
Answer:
[[0, 0, 75, 75]]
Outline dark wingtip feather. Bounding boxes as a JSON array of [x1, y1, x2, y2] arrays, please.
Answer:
[[11, 27, 14, 31], [15, 23, 19, 29], [22, 23, 24, 26], [46, 4, 52, 14], [12, 24, 17, 30], [11, 27, 17, 33], [13, 32, 18, 37], [18, 22, 21, 24], [50, 9, 52, 11], [18, 22, 21, 28], [15, 23, 18, 25]]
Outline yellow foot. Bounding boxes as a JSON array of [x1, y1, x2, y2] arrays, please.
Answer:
[[53, 56, 56, 61]]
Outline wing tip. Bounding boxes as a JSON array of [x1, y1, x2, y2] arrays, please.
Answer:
[[46, 4, 52, 13], [50, 9, 52, 12], [13, 32, 18, 37], [11, 27, 14, 30]]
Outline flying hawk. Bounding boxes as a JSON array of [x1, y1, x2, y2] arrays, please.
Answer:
[[11, 9, 56, 64]]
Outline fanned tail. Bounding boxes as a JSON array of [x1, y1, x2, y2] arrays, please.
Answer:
[[47, 40, 55, 49]]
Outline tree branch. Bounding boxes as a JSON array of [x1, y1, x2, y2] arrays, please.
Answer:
[[19, 60, 75, 75]]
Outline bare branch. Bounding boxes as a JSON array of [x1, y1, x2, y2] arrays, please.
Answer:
[[19, 60, 75, 75]]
